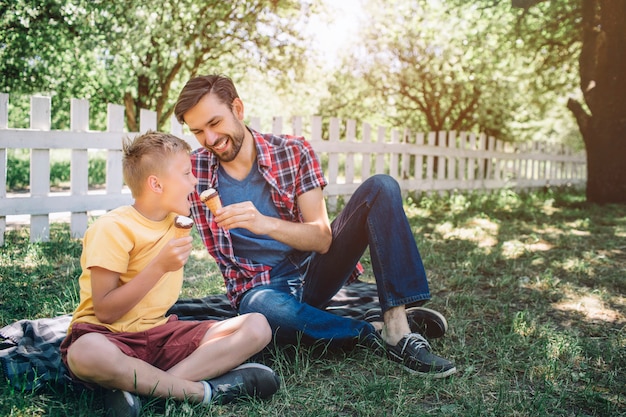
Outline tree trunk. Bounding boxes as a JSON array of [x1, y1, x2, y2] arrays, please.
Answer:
[[123, 92, 137, 132], [569, 0, 626, 204]]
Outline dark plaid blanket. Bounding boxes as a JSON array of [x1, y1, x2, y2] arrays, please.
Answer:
[[0, 315, 73, 391], [0, 281, 379, 391]]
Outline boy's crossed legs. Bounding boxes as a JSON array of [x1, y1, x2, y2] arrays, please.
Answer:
[[63, 313, 279, 407]]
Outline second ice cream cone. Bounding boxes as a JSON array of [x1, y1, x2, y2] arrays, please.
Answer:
[[200, 188, 222, 215]]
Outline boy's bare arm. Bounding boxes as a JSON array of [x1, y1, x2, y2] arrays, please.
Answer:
[[90, 236, 193, 324]]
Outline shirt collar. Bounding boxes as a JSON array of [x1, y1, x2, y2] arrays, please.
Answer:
[[249, 127, 272, 171]]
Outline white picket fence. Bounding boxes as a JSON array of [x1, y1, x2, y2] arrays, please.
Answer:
[[0, 94, 586, 245]]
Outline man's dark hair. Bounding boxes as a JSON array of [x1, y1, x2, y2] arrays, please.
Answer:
[[174, 74, 240, 125]]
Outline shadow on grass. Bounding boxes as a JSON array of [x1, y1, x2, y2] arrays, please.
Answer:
[[1, 186, 624, 416]]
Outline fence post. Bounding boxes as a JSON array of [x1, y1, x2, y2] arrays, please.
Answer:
[[29, 96, 52, 242], [375, 126, 386, 175], [513, 145, 525, 190], [486, 136, 495, 181], [272, 117, 283, 135], [458, 132, 467, 184], [140, 109, 157, 132], [327, 118, 341, 210], [70, 98, 90, 238], [447, 131, 457, 186], [361, 122, 372, 181], [477, 133, 487, 187], [390, 129, 400, 180], [249, 117, 261, 131], [345, 119, 356, 188], [0, 93, 7, 246], [413, 132, 425, 190], [426, 131, 436, 191], [495, 139, 504, 183], [310, 116, 322, 141], [292, 116, 303, 137], [106, 104, 125, 196], [170, 115, 183, 137], [401, 128, 410, 184]]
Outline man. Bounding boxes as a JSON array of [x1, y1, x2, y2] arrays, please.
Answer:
[[174, 75, 456, 378]]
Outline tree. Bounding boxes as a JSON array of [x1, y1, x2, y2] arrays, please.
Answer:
[[512, 0, 626, 204], [0, 0, 314, 130], [102, 0, 314, 131], [319, 0, 580, 147], [0, 0, 110, 128]]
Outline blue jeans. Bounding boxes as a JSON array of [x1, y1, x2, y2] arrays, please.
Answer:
[[238, 174, 431, 347]]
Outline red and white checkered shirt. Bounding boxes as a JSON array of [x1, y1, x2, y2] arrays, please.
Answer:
[[190, 128, 362, 308]]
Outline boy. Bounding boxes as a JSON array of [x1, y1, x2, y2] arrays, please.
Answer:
[[59, 131, 280, 417]]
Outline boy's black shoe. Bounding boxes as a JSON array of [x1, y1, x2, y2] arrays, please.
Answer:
[[386, 333, 457, 378], [364, 306, 448, 339], [103, 389, 141, 417], [207, 363, 280, 404]]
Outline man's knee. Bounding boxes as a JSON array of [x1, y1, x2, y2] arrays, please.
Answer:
[[362, 174, 401, 199], [239, 288, 300, 331]]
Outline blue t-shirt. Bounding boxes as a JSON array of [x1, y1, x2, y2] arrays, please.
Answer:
[[218, 165, 293, 266]]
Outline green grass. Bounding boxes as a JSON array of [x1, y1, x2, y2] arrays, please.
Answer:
[[1, 187, 624, 416]]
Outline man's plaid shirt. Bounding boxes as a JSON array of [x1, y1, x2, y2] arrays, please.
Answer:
[[189, 128, 362, 309]]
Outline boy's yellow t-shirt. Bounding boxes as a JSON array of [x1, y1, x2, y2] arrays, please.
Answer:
[[69, 206, 183, 333]]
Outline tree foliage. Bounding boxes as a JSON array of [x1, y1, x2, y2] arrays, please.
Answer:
[[319, 0, 581, 147], [0, 0, 109, 127], [0, 0, 314, 130]]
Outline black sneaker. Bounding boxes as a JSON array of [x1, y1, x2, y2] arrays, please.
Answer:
[[103, 389, 141, 417], [386, 333, 456, 378], [364, 307, 448, 339], [207, 363, 280, 405]]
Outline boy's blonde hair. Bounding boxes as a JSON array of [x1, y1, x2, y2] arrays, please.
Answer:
[[122, 130, 192, 198]]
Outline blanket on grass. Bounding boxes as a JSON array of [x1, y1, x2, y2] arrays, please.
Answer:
[[0, 281, 379, 391]]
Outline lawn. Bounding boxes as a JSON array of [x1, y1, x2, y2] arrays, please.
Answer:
[[1, 187, 624, 416]]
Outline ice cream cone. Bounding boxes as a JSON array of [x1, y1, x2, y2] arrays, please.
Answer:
[[174, 215, 194, 238], [200, 188, 222, 215]]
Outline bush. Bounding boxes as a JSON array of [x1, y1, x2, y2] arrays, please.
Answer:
[[88, 158, 106, 185], [6, 155, 30, 189], [49, 160, 71, 186], [6, 153, 107, 191]]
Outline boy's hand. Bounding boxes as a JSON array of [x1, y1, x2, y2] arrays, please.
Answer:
[[156, 235, 193, 272], [90, 235, 193, 324]]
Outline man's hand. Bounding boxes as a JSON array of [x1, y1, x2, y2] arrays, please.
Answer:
[[214, 201, 269, 235], [212, 187, 332, 254]]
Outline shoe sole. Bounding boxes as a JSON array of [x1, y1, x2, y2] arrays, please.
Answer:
[[232, 362, 275, 373], [387, 349, 457, 379], [401, 364, 457, 379]]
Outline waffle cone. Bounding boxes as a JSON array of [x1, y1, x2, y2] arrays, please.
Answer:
[[204, 195, 222, 215], [174, 227, 192, 239]]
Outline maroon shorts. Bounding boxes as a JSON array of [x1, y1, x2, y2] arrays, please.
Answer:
[[60, 315, 216, 385]]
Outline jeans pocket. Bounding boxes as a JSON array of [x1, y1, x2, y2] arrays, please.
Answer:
[[287, 275, 304, 300]]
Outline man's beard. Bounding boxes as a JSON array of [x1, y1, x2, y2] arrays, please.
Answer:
[[210, 123, 245, 163]]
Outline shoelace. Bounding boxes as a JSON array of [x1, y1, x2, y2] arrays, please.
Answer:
[[399, 333, 431, 354]]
